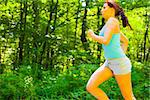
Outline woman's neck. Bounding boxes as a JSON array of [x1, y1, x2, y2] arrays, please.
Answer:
[[105, 16, 116, 21]]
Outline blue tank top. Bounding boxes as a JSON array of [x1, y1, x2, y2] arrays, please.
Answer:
[[99, 25, 126, 59]]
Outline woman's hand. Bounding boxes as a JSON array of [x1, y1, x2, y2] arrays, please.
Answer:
[[87, 29, 94, 38], [87, 27, 112, 45]]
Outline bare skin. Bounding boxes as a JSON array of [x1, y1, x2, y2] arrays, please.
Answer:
[[86, 1, 136, 100], [105, 0, 115, 3]]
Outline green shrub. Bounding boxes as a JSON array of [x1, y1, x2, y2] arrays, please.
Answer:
[[0, 65, 36, 99], [0, 62, 149, 99]]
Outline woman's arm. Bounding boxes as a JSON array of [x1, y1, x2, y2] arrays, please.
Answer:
[[120, 32, 129, 53], [87, 17, 118, 45], [87, 29, 111, 45], [105, 0, 115, 2]]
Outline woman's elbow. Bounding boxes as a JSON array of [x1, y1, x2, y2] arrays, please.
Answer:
[[124, 39, 129, 45], [97, 39, 109, 45], [126, 39, 129, 44], [103, 40, 109, 45]]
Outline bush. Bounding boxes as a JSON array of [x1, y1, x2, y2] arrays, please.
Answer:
[[0, 62, 149, 99], [0, 65, 36, 99]]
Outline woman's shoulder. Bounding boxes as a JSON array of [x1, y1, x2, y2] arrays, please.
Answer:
[[105, 17, 120, 34], [107, 17, 119, 25]]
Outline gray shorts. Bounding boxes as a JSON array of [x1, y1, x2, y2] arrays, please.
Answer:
[[104, 57, 132, 75]]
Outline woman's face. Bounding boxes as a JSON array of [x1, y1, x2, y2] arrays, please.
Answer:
[[101, 3, 115, 20]]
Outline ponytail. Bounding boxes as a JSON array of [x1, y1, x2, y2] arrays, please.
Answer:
[[119, 10, 133, 30]]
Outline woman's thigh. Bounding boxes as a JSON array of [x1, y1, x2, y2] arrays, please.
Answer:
[[86, 63, 113, 88], [114, 72, 135, 99]]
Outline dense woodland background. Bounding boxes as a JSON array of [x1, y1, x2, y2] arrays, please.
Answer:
[[0, 0, 150, 99]]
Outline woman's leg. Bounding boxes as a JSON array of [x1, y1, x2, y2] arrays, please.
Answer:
[[114, 72, 136, 100], [86, 64, 113, 100]]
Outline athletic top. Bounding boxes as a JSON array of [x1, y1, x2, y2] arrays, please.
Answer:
[[99, 25, 126, 59]]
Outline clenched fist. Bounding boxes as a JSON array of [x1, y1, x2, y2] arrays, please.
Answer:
[[87, 29, 94, 38]]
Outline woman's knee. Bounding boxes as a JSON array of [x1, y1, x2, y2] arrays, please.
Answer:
[[123, 94, 136, 100], [86, 83, 96, 93], [124, 97, 136, 100]]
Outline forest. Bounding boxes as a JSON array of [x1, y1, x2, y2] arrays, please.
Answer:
[[0, 0, 150, 99]]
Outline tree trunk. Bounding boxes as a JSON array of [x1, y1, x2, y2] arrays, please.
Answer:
[[146, 48, 149, 61], [66, 3, 69, 69], [143, 11, 149, 61], [81, 0, 89, 45], [49, 0, 58, 69], [73, 0, 80, 65], [0, 42, 1, 64], [74, 0, 80, 49], [39, 0, 54, 68], [32, 0, 40, 64], [50, 0, 58, 34], [23, 0, 27, 63], [143, 24, 148, 61], [18, 0, 24, 65], [140, 42, 143, 62], [40, 0, 59, 70], [5, 0, 8, 6]]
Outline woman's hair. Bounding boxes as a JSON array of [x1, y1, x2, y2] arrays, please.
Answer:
[[103, 2, 133, 30]]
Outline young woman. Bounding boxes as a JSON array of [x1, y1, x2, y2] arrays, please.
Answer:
[[86, 0, 136, 100]]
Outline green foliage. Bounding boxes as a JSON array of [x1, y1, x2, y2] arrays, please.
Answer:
[[131, 62, 150, 99], [0, 62, 149, 99], [0, 71, 31, 99], [0, 65, 38, 99], [34, 64, 98, 99], [0, 0, 149, 99]]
